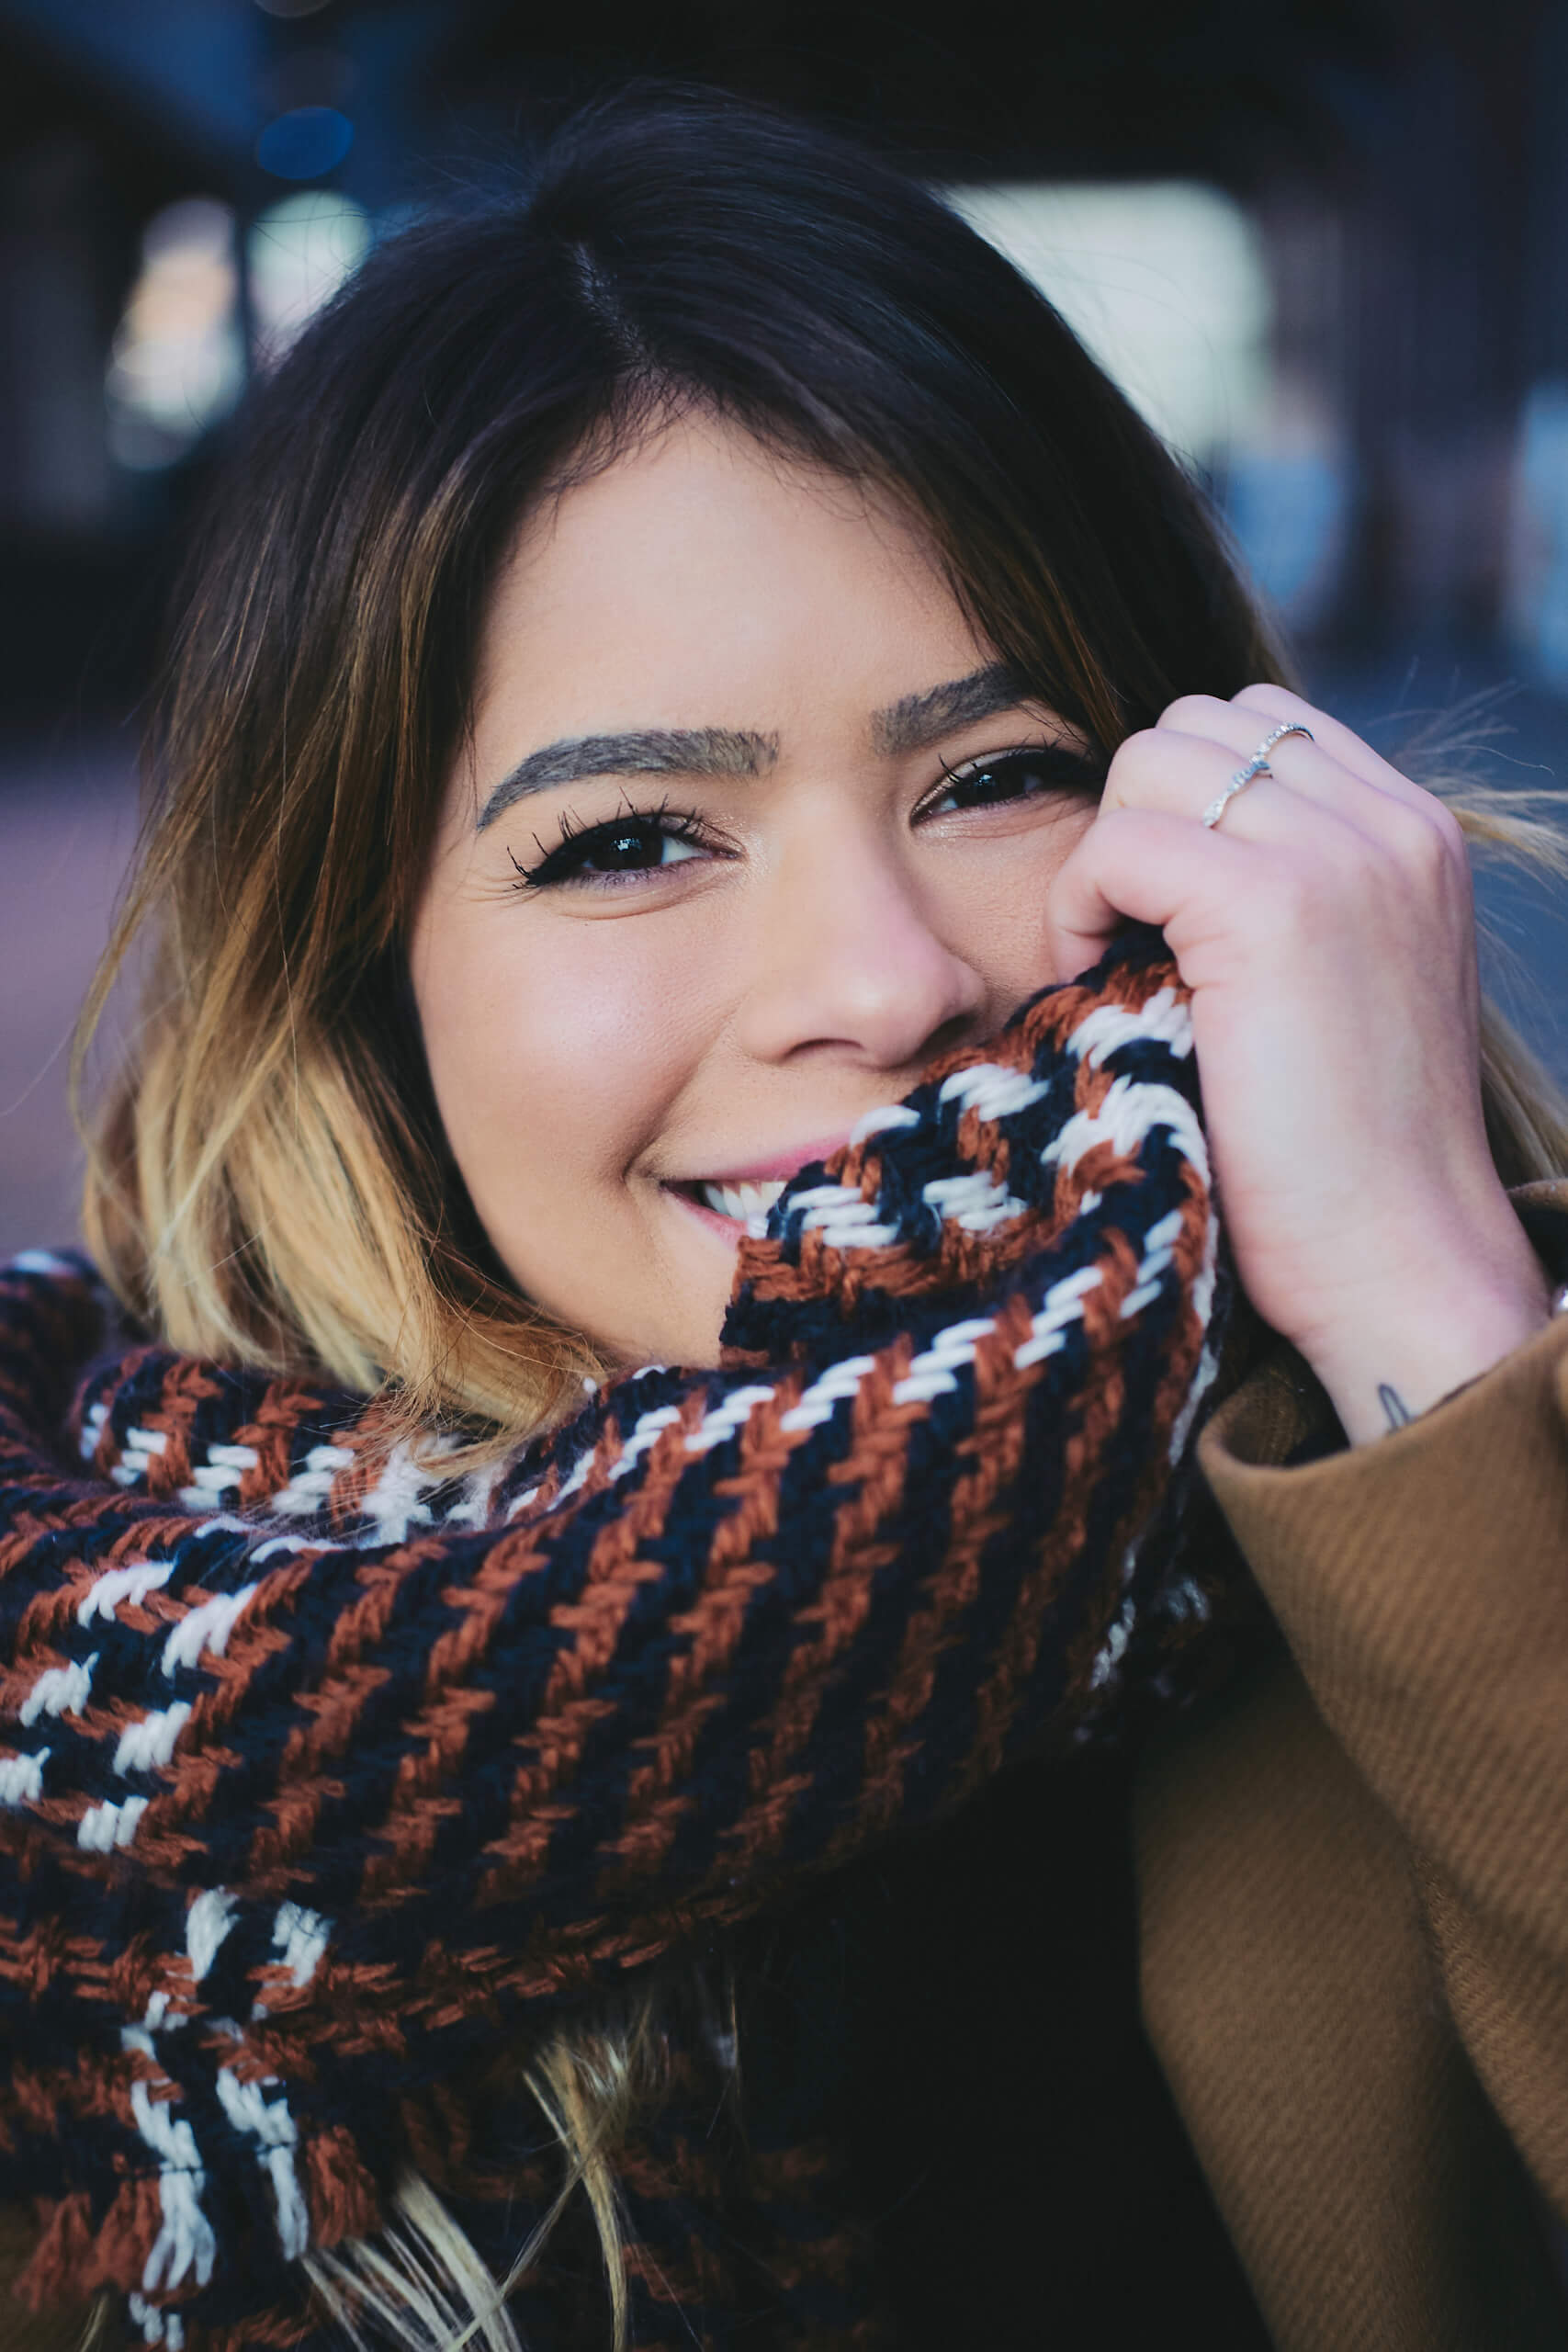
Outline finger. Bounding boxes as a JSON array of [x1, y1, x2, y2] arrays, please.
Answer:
[[1224, 682, 1456, 821], [1101, 720, 1427, 858], [1041, 805, 1253, 981], [1152, 690, 1379, 802], [1150, 684, 1448, 826]]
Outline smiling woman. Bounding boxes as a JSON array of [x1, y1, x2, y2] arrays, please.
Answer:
[[6, 79, 1568, 2352], [412, 418, 1107, 1367], [72, 85, 1280, 1445]]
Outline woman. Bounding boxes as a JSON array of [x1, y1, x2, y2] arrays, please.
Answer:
[[2, 85, 1566, 2351]]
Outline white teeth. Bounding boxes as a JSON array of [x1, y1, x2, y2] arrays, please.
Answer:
[[700, 1178, 788, 1224]]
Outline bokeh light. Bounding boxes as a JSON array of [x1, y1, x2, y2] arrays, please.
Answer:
[[105, 197, 244, 470], [256, 105, 354, 182], [945, 181, 1272, 466], [1508, 382, 1568, 690], [247, 189, 371, 364]]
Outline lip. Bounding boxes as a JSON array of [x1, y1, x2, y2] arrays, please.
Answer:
[[666, 1185, 751, 1248], [660, 1131, 859, 1250], [678, 1134, 855, 1187]]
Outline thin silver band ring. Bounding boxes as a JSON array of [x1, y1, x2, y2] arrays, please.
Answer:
[[1201, 720, 1314, 830]]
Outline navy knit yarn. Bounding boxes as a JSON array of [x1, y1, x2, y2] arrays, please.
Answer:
[[0, 930, 1224, 2346]]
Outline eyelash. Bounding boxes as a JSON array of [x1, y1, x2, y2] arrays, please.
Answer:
[[506, 745, 1102, 892], [508, 797, 728, 891], [919, 741, 1105, 821]]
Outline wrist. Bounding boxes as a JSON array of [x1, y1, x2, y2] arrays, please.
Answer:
[[1303, 1257, 1554, 1445]]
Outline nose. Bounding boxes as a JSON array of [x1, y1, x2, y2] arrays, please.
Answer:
[[735, 804, 988, 1070]]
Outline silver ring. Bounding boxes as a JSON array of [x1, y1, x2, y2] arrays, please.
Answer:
[[1201, 720, 1314, 830]]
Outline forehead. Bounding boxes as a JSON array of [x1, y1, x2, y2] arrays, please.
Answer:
[[472, 412, 986, 723]]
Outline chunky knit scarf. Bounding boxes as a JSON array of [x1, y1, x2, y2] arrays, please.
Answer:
[[0, 931, 1224, 2350]]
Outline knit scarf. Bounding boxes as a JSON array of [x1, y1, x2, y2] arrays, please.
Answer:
[[0, 929, 1225, 2349]]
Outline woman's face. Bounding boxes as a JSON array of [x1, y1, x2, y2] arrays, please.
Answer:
[[410, 413, 1100, 1368]]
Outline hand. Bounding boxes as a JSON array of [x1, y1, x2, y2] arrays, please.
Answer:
[[1043, 684, 1551, 1443]]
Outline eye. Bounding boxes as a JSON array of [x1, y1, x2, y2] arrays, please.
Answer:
[[916, 743, 1104, 821], [509, 802, 727, 890]]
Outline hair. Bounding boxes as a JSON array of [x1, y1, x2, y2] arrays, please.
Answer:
[[73, 80, 1568, 2350]]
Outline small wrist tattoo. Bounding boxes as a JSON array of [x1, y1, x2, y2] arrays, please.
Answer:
[[1377, 1383, 1414, 1431]]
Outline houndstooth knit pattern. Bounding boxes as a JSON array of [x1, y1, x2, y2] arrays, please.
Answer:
[[0, 930, 1224, 2348]]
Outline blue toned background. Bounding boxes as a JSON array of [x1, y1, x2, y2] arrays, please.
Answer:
[[2, 0, 1565, 1252]]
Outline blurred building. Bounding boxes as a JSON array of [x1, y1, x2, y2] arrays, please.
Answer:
[[1, 0, 1566, 710]]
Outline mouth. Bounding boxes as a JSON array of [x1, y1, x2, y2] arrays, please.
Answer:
[[664, 1135, 854, 1241], [697, 1177, 788, 1227], [667, 1177, 788, 1241]]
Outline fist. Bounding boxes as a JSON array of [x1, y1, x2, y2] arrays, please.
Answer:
[[1043, 684, 1550, 1440]]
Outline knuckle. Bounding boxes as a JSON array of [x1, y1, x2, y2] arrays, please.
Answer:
[[1391, 794, 1466, 877], [1109, 724, 1162, 766], [1232, 681, 1306, 718], [1424, 795, 1468, 859], [1102, 728, 1163, 796], [1239, 685, 1329, 751], [1158, 692, 1224, 731]]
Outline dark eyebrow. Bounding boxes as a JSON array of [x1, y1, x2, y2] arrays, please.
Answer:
[[477, 727, 778, 831], [477, 665, 1067, 831], [871, 663, 1043, 755]]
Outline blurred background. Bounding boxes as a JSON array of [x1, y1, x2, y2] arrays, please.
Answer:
[[3, 0, 1568, 1253]]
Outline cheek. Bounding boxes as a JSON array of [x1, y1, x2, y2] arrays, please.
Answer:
[[411, 905, 711, 1234], [935, 801, 1098, 991]]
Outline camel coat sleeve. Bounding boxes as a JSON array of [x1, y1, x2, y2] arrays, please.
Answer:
[[1136, 1218, 1568, 2348]]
